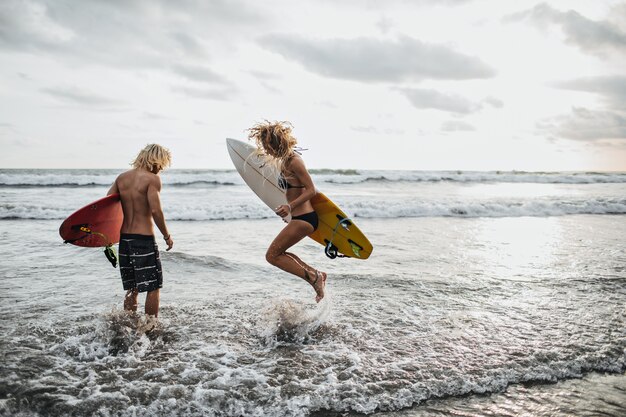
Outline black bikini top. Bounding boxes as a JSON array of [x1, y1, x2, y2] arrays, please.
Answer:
[[278, 172, 305, 190]]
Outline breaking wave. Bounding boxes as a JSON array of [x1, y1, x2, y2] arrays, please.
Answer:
[[2, 198, 625, 220], [2, 169, 626, 187]]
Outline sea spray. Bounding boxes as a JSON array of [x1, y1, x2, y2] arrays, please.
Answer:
[[103, 309, 162, 356], [259, 293, 332, 345]]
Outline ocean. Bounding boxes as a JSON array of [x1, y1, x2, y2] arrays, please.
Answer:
[[0, 169, 625, 416]]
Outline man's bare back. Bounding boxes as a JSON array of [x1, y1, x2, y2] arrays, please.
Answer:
[[108, 168, 173, 249], [114, 170, 160, 235]]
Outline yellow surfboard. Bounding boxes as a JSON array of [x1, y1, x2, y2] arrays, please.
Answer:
[[308, 192, 372, 259], [226, 138, 373, 259]]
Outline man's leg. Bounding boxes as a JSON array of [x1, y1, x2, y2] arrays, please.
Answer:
[[145, 289, 160, 317], [124, 289, 138, 312]]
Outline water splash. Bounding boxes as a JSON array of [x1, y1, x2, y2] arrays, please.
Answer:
[[259, 292, 332, 345], [103, 309, 161, 355]]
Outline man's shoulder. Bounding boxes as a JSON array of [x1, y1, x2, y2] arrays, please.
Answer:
[[123, 168, 158, 180], [144, 171, 162, 188], [117, 169, 160, 186]]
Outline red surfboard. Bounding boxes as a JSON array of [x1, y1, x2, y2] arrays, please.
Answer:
[[59, 194, 123, 247]]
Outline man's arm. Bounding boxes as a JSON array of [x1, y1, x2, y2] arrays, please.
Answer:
[[147, 176, 173, 251], [107, 179, 119, 196]]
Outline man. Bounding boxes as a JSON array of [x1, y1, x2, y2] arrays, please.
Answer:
[[107, 144, 174, 318]]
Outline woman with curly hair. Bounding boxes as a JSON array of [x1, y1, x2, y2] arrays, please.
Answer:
[[248, 121, 327, 302]]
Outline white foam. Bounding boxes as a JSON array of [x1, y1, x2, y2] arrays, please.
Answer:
[[0, 170, 242, 187], [319, 170, 626, 184], [259, 297, 331, 346], [4, 197, 623, 220], [344, 198, 626, 219], [2, 169, 626, 187]]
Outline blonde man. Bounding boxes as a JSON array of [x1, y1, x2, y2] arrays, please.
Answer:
[[107, 144, 174, 318]]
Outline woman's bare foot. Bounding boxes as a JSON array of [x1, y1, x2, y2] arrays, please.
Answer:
[[313, 270, 327, 303], [304, 268, 327, 302]]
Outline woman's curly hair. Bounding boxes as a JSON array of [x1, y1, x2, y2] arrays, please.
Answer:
[[247, 121, 298, 171]]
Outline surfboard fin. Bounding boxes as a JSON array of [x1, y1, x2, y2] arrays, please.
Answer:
[[349, 241, 362, 258]]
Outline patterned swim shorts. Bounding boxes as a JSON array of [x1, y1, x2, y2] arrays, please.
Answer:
[[118, 234, 163, 293]]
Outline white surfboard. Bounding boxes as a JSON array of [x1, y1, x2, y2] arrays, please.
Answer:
[[226, 138, 292, 222]]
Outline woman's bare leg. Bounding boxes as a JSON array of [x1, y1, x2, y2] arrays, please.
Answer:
[[283, 251, 313, 274], [283, 251, 327, 302], [266, 220, 327, 302], [266, 221, 312, 278]]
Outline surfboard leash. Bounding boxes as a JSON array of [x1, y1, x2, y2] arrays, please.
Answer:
[[325, 217, 355, 259], [64, 225, 118, 268]]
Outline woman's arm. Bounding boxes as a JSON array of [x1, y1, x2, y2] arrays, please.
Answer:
[[275, 156, 316, 217]]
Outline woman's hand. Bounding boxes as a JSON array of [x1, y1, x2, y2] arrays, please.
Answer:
[[275, 204, 291, 218]]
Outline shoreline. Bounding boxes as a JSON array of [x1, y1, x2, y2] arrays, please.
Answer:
[[313, 372, 626, 416]]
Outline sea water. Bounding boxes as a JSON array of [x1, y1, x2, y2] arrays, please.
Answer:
[[0, 169, 625, 416]]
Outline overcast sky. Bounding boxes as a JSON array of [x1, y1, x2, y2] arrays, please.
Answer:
[[1, 0, 625, 171]]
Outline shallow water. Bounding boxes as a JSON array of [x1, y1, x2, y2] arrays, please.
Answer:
[[352, 373, 626, 417], [1, 215, 625, 416], [1, 170, 625, 416]]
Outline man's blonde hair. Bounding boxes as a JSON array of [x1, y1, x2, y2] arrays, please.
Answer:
[[132, 144, 172, 172]]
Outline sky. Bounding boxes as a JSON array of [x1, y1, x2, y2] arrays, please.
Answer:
[[1, 0, 625, 171]]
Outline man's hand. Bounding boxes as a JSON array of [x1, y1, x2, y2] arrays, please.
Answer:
[[164, 236, 173, 251]]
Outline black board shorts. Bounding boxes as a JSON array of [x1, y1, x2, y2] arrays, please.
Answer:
[[119, 234, 163, 293]]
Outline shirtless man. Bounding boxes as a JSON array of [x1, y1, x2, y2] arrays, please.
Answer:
[[107, 144, 174, 318]]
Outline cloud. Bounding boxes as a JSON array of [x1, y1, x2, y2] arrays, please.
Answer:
[[554, 75, 626, 108], [171, 85, 235, 101], [141, 112, 171, 120], [482, 96, 504, 108], [249, 71, 282, 81], [260, 35, 495, 83], [441, 120, 475, 131], [249, 70, 283, 93], [397, 88, 482, 114], [41, 86, 124, 107], [168, 31, 209, 58], [376, 16, 394, 34], [170, 64, 230, 85], [0, 0, 266, 66], [317, 100, 338, 108], [351, 125, 405, 135], [506, 3, 626, 57], [0, 0, 74, 51], [316, 0, 473, 8], [538, 107, 626, 141]]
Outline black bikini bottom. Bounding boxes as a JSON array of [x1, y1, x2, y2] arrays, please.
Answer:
[[292, 211, 319, 231]]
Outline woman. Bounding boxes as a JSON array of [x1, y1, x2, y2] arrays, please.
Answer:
[[248, 121, 327, 302]]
